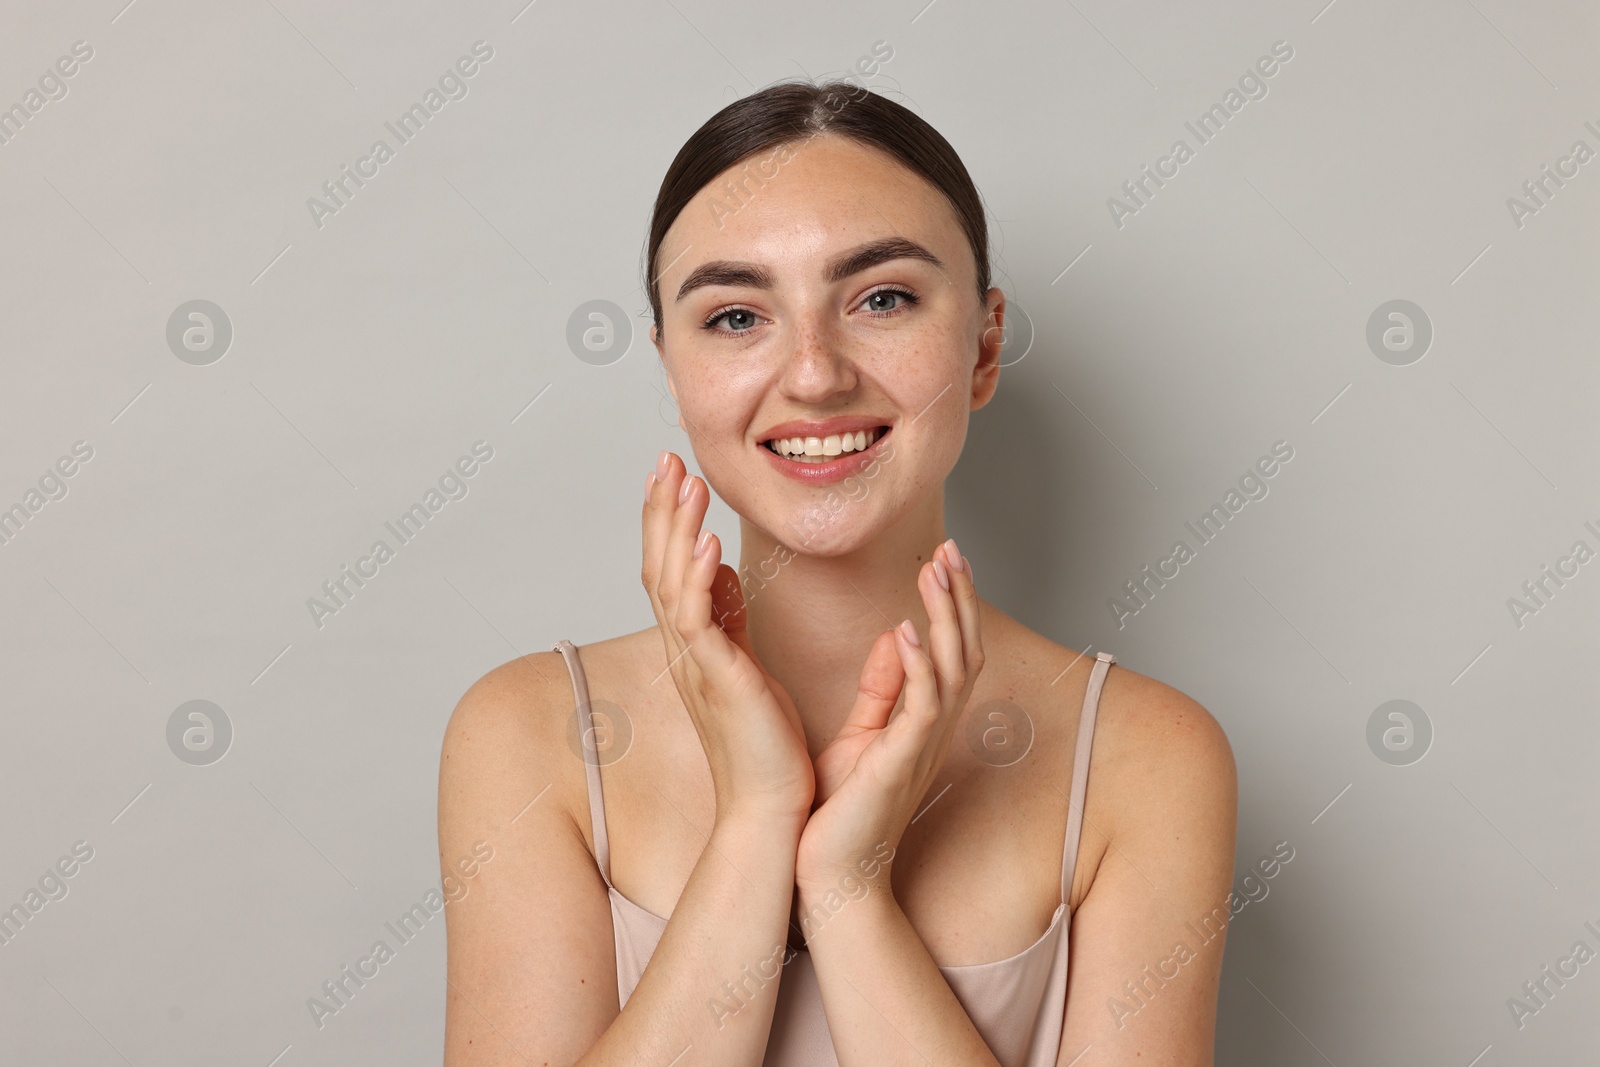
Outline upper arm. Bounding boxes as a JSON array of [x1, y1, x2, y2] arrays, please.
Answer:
[[1057, 673, 1238, 1066], [439, 654, 620, 1065]]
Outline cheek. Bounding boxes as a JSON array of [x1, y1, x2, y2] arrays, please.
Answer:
[[885, 337, 970, 465], [670, 366, 766, 504], [907, 408, 969, 490], [672, 361, 758, 437], [892, 316, 972, 397]]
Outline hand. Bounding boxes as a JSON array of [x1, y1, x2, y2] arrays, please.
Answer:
[[795, 539, 984, 897], [642, 452, 815, 823]]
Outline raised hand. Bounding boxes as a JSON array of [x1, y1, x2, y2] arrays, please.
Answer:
[[642, 451, 815, 822], [795, 539, 984, 895]]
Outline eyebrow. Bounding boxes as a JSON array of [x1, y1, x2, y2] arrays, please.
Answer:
[[672, 237, 946, 303]]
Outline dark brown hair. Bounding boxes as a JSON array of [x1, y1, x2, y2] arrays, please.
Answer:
[[643, 79, 992, 337]]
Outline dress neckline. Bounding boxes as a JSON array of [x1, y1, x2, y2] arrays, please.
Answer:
[[607, 883, 1067, 973], [552, 638, 1111, 982]]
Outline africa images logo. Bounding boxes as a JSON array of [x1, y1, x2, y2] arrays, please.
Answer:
[[304, 41, 495, 230], [1108, 441, 1294, 629]]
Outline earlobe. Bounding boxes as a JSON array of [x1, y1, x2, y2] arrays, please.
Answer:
[[657, 358, 684, 430], [652, 325, 679, 406], [971, 360, 1000, 410], [972, 293, 1005, 409]]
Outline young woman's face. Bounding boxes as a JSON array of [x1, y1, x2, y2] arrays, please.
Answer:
[[652, 133, 1003, 555]]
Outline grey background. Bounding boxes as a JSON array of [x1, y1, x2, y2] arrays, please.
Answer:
[[1, 0, 1595, 1063]]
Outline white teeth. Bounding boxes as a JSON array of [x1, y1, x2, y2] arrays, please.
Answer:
[[767, 427, 883, 459]]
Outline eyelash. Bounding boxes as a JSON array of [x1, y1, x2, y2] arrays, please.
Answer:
[[699, 286, 922, 335]]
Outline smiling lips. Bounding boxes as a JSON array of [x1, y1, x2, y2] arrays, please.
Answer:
[[758, 422, 892, 485], [766, 427, 885, 459]]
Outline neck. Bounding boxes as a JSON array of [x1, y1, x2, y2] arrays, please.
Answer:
[[738, 486, 949, 757]]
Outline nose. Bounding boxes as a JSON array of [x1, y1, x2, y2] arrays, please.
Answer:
[[777, 319, 858, 404]]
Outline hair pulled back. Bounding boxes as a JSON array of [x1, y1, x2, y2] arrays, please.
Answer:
[[643, 79, 991, 337]]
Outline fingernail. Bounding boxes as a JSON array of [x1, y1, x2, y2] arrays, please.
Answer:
[[693, 529, 712, 559], [656, 450, 671, 478], [678, 475, 694, 504], [898, 619, 920, 647], [944, 538, 965, 572], [645, 470, 656, 501], [932, 558, 950, 591]]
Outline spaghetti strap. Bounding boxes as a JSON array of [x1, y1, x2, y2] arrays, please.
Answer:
[[1061, 651, 1115, 908], [552, 639, 614, 890]]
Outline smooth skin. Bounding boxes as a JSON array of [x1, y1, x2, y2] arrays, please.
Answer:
[[439, 133, 1237, 1065]]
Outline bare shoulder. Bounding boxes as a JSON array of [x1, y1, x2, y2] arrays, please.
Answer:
[[437, 647, 624, 1064], [1053, 654, 1239, 1054], [1091, 658, 1238, 843], [979, 612, 1236, 901], [438, 631, 656, 839], [439, 650, 574, 800], [439, 630, 655, 780], [1093, 661, 1236, 790], [440, 628, 666, 828], [1072, 657, 1238, 958], [985, 610, 1236, 829], [437, 648, 591, 932]]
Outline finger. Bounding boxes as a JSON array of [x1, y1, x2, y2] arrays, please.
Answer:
[[890, 620, 941, 741], [641, 451, 686, 616], [938, 538, 985, 682], [660, 469, 710, 627], [714, 567, 785, 689], [641, 455, 687, 676], [710, 563, 751, 650], [919, 558, 966, 709], [835, 629, 905, 738], [673, 529, 740, 676]]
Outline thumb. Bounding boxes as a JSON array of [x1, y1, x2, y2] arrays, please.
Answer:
[[711, 564, 757, 662], [833, 629, 905, 740]]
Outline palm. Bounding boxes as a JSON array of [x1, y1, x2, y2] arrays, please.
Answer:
[[715, 585, 889, 821], [813, 717, 885, 807], [710, 566, 810, 751], [795, 548, 985, 892], [807, 629, 907, 813], [794, 630, 911, 886]]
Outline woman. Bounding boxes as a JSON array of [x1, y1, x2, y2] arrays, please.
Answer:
[[439, 80, 1237, 1066]]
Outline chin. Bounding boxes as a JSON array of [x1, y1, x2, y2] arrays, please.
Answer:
[[764, 490, 906, 558]]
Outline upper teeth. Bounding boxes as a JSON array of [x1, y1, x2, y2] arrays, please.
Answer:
[[768, 428, 882, 458]]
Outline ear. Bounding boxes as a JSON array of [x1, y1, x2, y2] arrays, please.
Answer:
[[652, 323, 684, 428], [652, 324, 681, 413], [972, 287, 1005, 411]]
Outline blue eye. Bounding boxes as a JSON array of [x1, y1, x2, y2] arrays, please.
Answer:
[[698, 286, 921, 336], [701, 307, 762, 333], [860, 287, 919, 314]]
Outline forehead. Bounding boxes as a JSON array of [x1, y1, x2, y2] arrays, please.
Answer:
[[658, 134, 969, 290]]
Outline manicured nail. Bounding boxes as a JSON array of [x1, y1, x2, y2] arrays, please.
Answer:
[[645, 470, 656, 501], [693, 529, 712, 559], [944, 538, 965, 572], [897, 619, 920, 647], [679, 475, 694, 504], [932, 558, 950, 591], [656, 450, 671, 478]]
